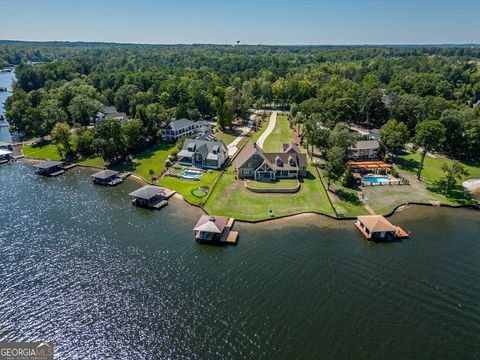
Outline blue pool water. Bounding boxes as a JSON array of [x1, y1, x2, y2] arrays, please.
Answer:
[[363, 176, 391, 184], [180, 170, 202, 180]]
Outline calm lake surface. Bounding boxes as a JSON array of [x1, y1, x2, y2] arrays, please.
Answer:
[[0, 163, 479, 359]]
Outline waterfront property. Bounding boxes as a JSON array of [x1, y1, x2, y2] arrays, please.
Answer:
[[91, 169, 122, 186], [236, 142, 307, 180], [177, 139, 228, 169], [355, 215, 409, 241], [129, 185, 171, 209], [0, 149, 12, 164], [193, 215, 238, 244], [34, 160, 65, 176], [348, 140, 380, 160], [161, 118, 212, 141]]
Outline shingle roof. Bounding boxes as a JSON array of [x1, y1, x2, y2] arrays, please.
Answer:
[[351, 140, 380, 150], [237, 142, 306, 171], [165, 118, 195, 131], [193, 215, 228, 233], [357, 215, 396, 232], [180, 139, 227, 156]]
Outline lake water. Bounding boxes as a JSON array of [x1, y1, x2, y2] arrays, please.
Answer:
[[0, 163, 479, 359], [0, 70, 15, 143]]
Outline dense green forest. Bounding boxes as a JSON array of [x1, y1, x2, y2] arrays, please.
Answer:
[[2, 41, 480, 161]]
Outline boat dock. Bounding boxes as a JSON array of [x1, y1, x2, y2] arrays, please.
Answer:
[[355, 215, 409, 241], [219, 218, 238, 244], [193, 215, 239, 245]]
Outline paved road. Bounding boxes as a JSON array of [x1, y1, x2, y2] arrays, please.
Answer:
[[256, 111, 277, 149]]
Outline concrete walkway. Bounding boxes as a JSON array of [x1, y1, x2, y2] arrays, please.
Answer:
[[226, 125, 252, 157], [256, 111, 277, 149]]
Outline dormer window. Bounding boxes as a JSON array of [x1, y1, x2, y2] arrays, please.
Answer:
[[275, 156, 283, 166], [288, 155, 296, 166]]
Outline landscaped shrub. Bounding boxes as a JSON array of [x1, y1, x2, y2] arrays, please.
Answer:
[[165, 159, 172, 168], [391, 166, 400, 178], [342, 166, 356, 188]]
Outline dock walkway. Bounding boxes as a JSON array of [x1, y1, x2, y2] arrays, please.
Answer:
[[219, 218, 238, 244]]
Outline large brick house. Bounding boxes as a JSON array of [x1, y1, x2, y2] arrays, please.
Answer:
[[236, 143, 307, 180]]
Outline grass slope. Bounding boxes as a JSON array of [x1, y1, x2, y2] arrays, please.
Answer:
[[262, 115, 291, 152], [23, 141, 61, 161], [204, 165, 334, 221]]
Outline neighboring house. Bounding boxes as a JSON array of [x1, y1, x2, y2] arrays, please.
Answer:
[[177, 139, 228, 169], [161, 118, 212, 141], [236, 142, 307, 180], [95, 106, 127, 123], [349, 140, 380, 160]]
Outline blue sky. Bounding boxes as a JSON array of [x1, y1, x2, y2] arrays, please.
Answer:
[[0, 0, 478, 44]]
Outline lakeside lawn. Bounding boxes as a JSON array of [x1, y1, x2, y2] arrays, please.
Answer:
[[316, 168, 369, 217], [246, 179, 298, 190], [396, 151, 480, 205], [158, 169, 222, 206], [23, 141, 61, 161], [115, 142, 177, 180], [23, 141, 106, 167], [204, 165, 335, 221], [262, 114, 291, 152]]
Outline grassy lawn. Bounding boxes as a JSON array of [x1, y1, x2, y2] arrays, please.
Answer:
[[158, 169, 222, 206], [114, 142, 177, 180], [77, 156, 106, 168], [23, 141, 61, 161], [246, 179, 298, 190], [214, 128, 243, 145], [204, 165, 335, 221], [396, 151, 480, 205], [262, 115, 292, 152]]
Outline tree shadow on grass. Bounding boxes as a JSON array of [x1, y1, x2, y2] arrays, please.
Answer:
[[428, 180, 474, 205], [334, 188, 362, 205], [113, 142, 175, 173], [29, 139, 51, 148], [395, 157, 419, 173]]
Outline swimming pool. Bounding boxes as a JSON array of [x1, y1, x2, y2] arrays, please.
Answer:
[[362, 176, 391, 184], [180, 170, 202, 180]]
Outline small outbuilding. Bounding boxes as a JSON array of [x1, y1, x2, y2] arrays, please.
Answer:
[[355, 215, 409, 241], [129, 185, 168, 209], [34, 161, 65, 176], [91, 169, 121, 186], [193, 215, 238, 244]]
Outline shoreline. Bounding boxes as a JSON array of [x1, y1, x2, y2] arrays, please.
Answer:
[[18, 156, 480, 225]]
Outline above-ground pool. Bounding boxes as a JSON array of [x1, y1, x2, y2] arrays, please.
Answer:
[[362, 176, 391, 184], [179, 170, 202, 180]]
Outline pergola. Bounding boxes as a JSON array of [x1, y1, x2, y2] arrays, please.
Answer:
[[347, 160, 392, 174]]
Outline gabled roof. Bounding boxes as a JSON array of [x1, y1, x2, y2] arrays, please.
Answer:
[[129, 185, 166, 200], [236, 142, 307, 171], [180, 139, 227, 156], [91, 169, 119, 179], [193, 215, 228, 233], [357, 215, 396, 232]]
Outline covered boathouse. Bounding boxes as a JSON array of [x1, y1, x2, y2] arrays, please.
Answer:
[[355, 215, 409, 241], [193, 215, 238, 244], [91, 169, 121, 186], [34, 161, 65, 176], [0, 149, 13, 164], [129, 185, 168, 209]]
